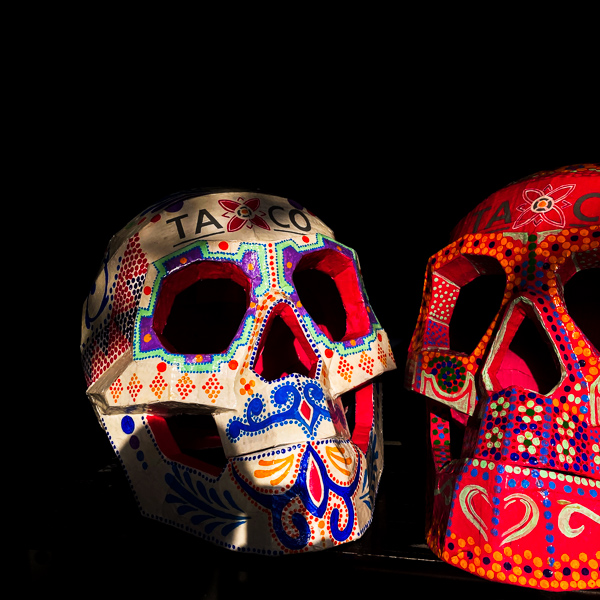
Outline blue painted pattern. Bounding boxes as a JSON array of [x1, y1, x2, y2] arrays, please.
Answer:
[[232, 443, 361, 550], [226, 379, 331, 442]]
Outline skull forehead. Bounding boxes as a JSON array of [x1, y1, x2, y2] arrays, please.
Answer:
[[110, 192, 335, 263], [451, 163, 600, 241]]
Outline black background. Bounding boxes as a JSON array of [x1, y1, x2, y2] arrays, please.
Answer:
[[18, 24, 599, 596], [35, 96, 596, 475]]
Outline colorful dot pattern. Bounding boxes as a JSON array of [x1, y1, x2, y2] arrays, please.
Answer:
[[102, 401, 383, 555], [230, 438, 370, 553], [89, 231, 394, 417], [431, 460, 600, 590], [134, 234, 386, 374], [430, 414, 452, 470], [412, 226, 599, 396], [407, 167, 599, 590], [82, 233, 149, 386], [476, 386, 599, 476], [410, 226, 599, 428], [83, 194, 394, 556], [135, 239, 267, 373]]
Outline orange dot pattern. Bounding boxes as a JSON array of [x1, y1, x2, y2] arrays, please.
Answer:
[[428, 454, 600, 590], [149, 373, 168, 400], [127, 373, 143, 401], [358, 351, 375, 376], [202, 374, 223, 402], [410, 224, 599, 385], [84, 207, 397, 556], [109, 379, 123, 403], [407, 168, 600, 591], [437, 534, 600, 591], [337, 357, 353, 382], [239, 377, 256, 396], [377, 343, 390, 369], [176, 373, 196, 400]]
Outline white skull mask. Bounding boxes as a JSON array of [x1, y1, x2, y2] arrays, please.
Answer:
[[405, 164, 600, 591], [81, 191, 396, 553]]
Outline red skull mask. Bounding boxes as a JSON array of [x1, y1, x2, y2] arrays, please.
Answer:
[[405, 164, 600, 591]]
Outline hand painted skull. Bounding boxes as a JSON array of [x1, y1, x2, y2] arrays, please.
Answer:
[[405, 164, 600, 591], [81, 191, 396, 554]]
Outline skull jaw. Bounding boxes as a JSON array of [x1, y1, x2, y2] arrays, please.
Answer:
[[423, 389, 600, 592], [99, 420, 383, 554], [425, 457, 600, 592], [98, 381, 385, 554]]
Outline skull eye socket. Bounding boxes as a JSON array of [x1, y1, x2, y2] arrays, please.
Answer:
[[153, 261, 250, 355], [436, 254, 506, 355], [293, 249, 370, 342]]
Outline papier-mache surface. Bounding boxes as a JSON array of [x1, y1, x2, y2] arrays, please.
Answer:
[[81, 192, 336, 392], [80, 189, 396, 555], [111, 191, 335, 263], [451, 163, 600, 239], [405, 164, 600, 591]]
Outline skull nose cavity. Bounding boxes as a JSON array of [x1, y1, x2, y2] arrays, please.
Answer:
[[252, 303, 319, 382], [485, 306, 562, 395]]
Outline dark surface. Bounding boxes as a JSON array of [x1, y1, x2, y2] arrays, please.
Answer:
[[25, 445, 597, 598], [24, 375, 597, 599]]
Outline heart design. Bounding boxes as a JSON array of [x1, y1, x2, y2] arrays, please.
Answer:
[[459, 485, 539, 545], [557, 501, 600, 538]]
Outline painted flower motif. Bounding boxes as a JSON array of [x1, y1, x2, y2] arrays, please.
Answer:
[[485, 427, 503, 450], [219, 197, 270, 232], [517, 430, 540, 454], [517, 399, 543, 424], [428, 356, 466, 394], [556, 411, 576, 438], [239, 377, 256, 396], [513, 183, 575, 229], [490, 399, 510, 418], [556, 438, 576, 464]]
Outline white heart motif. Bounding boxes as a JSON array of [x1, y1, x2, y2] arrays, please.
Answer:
[[557, 500, 600, 538], [459, 485, 539, 545]]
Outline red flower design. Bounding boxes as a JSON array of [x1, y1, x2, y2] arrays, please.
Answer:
[[218, 197, 270, 232], [513, 184, 575, 229]]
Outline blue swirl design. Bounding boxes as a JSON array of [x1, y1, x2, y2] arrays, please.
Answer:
[[226, 380, 331, 442], [165, 464, 249, 537], [232, 444, 361, 550]]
